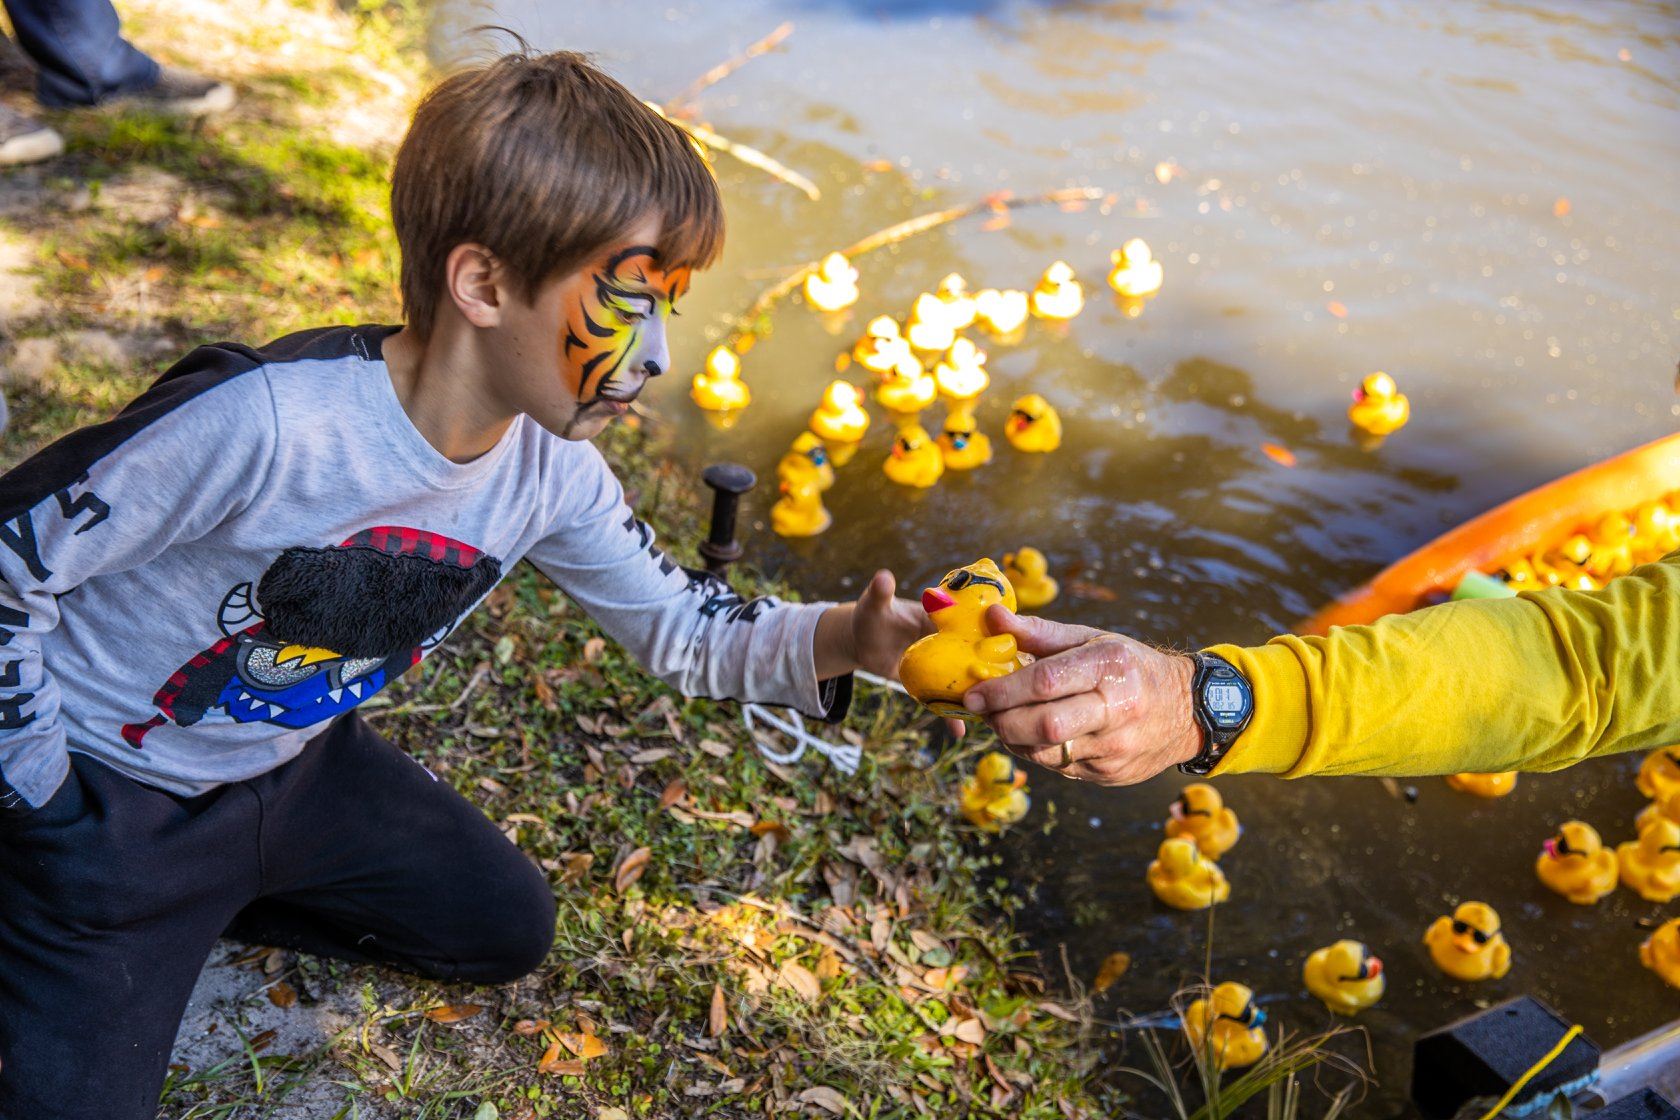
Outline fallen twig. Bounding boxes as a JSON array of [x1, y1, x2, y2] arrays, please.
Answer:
[[647, 101, 822, 202], [668, 23, 794, 111]]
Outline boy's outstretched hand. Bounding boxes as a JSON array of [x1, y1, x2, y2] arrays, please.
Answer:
[[815, 569, 932, 682]]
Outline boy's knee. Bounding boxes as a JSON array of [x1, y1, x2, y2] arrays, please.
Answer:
[[456, 868, 557, 984]]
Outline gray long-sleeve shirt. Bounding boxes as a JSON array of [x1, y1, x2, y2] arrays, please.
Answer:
[[0, 324, 844, 812]]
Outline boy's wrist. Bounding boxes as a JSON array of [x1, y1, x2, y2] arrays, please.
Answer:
[[813, 602, 860, 680]]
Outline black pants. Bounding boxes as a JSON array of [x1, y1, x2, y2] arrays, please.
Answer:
[[0, 715, 557, 1120]]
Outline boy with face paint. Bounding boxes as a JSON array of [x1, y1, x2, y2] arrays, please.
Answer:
[[0, 51, 928, 1119]]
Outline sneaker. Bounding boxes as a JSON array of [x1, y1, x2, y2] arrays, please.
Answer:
[[0, 102, 63, 166], [112, 66, 235, 116]]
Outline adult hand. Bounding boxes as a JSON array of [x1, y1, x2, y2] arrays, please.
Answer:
[[960, 607, 1203, 785]]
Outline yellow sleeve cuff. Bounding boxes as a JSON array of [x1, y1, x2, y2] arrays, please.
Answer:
[[1202, 641, 1312, 776]]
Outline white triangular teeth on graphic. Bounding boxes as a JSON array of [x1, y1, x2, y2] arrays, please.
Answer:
[[329, 688, 344, 703], [239, 691, 253, 703], [347, 682, 363, 699], [262, 703, 280, 718]]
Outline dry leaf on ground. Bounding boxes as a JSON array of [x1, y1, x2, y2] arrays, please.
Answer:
[[614, 846, 651, 893], [424, 1003, 484, 1024], [1093, 952, 1131, 994], [779, 961, 821, 1002], [266, 981, 296, 1008], [796, 1086, 849, 1115], [708, 983, 728, 1037]]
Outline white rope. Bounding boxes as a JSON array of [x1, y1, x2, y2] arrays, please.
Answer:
[[741, 671, 909, 775]]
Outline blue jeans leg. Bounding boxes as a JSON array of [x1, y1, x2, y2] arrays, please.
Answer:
[[2, 0, 159, 108]]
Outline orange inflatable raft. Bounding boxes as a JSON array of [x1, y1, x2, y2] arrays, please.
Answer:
[[1299, 432, 1680, 636]]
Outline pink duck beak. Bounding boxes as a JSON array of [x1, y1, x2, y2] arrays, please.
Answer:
[[922, 588, 955, 614]]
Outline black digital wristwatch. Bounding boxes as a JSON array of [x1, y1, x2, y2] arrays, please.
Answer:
[[1178, 651, 1254, 776]]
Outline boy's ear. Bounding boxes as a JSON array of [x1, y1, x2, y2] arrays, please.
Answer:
[[444, 242, 505, 328]]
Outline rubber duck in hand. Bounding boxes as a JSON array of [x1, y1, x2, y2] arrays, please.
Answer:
[[974, 288, 1029, 338], [1303, 941, 1384, 1016], [882, 423, 945, 489], [1147, 837, 1230, 910], [938, 411, 993, 471], [897, 558, 1023, 719], [906, 292, 958, 354], [1005, 394, 1063, 453], [1164, 783, 1241, 859], [1535, 820, 1618, 905], [1184, 982, 1268, 1070], [1424, 902, 1511, 981], [873, 353, 936, 418], [933, 272, 978, 330], [803, 251, 859, 313], [1617, 816, 1680, 903], [1030, 260, 1084, 321], [960, 751, 1029, 832], [810, 381, 870, 444], [770, 470, 831, 538], [1640, 917, 1680, 990], [690, 346, 750, 412], [852, 315, 914, 375], [777, 431, 834, 492], [1348, 372, 1409, 438], [1637, 748, 1680, 802], [1107, 238, 1164, 298], [1002, 547, 1058, 609], [1445, 771, 1517, 798]]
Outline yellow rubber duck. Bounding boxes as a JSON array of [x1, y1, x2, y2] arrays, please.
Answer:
[[882, 423, 945, 489], [933, 272, 978, 331], [777, 431, 834, 492], [974, 288, 1029, 337], [1633, 500, 1680, 556], [897, 558, 1023, 720], [1532, 536, 1599, 591], [1147, 837, 1230, 911], [873, 354, 936, 417], [960, 751, 1029, 832], [1029, 260, 1084, 321], [1164, 783, 1242, 859], [1302, 940, 1385, 1017], [1585, 511, 1635, 579], [1424, 901, 1511, 981], [770, 471, 832, 538], [1005, 393, 1063, 453], [803, 251, 860, 313], [1535, 820, 1618, 905], [852, 315, 914, 375], [1498, 557, 1544, 593], [938, 411, 993, 471], [1617, 816, 1680, 903], [905, 293, 958, 354], [690, 346, 750, 412], [1637, 748, 1680, 802], [1635, 787, 1680, 833], [1347, 372, 1410, 437], [1107, 238, 1163, 298], [1184, 982, 1268, 1070], [1445, 772, 1517, 798], [933, 337, 989, 404], [1639, 917, 1680, 990], [809, 380, 870, 444], [1002, 547, 1058, 610]]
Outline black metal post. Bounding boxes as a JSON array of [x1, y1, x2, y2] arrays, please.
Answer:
[[699, 463, 755, 575]]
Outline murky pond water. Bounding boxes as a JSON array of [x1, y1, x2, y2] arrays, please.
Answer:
[[440, 1, 1680, 1112]]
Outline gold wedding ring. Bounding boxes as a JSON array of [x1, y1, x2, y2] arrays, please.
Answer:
[[1059, 740, 1075, 768]]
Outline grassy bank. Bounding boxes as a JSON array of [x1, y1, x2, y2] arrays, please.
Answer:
[[0, 2, 1112, 1116]]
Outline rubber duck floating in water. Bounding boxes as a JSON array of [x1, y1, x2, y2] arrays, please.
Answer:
[[906, 292, 959, 354], [974, 288, 1029, 337], [898, 558, 1023, 720], [1617, 816, 1680, 903], [1535, 820, 1618, 905], [1005, 393, 1063, 453], [852, 315, 914, 375], [873, 354, 936, 419], [1637, 748, 1680, 803], [1164, 783, 1241, 859], [1030, 260, 1084, 321], [882, 423, 945, 489], [1424, 901, 1510, 981], [809, 381, 870, 444], [1107, 238, 1163, 299], [803, 251, 859, 313], [690, 346, 750, 412], [1002, 548, 1058, 610], [1445, 771, 1517, 798], [1302, 940, 1384, 1017], [1348, 372, 1410, 438], [1184, 982, 1268, 1070], [960, 751, 1029, 832], [1147, 836, 1230, 910], [938, 411, 993, 471], [770, 470, 831, 539], [932, 272, 978, 331], [777, 431, 834, 492], [934, 338, 989, 404], [1640, 917, 1680, 990]]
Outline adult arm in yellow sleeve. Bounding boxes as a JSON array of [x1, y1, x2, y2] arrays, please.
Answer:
[[958, 553, 1680, 785]]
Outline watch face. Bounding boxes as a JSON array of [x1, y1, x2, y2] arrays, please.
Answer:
[[1207, 683, 1245, 714]]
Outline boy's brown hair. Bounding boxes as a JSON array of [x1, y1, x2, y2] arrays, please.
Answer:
[[391, 48, 724, 337]]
